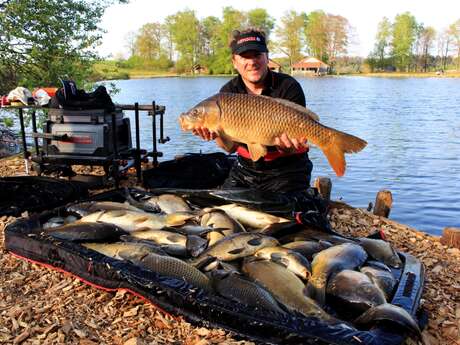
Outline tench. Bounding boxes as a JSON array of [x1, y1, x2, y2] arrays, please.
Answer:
[[179, 93, 367, 176]]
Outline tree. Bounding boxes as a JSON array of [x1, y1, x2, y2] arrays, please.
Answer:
[[449, 19, 460, 70], [274, 10, 306, 72], [246, 8, 275, 38], [0, 0, 126, 94], [208, 7, 246, 74], [391, 12, 417, 71], [324, 14, 350, 68], [304, 10, 328, 61], [373, 17, 392, 69], [437, 28, 453, 71], [418, 26, 436, 72], [167, 10, 201, 73], [134, 23, 163, 60]]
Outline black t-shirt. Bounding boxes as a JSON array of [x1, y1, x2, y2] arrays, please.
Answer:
[[220, 70, 306, 107]]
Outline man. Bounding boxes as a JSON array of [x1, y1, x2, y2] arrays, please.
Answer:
[[193, 28, 313, 193]]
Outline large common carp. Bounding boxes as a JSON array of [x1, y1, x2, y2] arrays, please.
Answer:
[[179, 93, 367, 176]]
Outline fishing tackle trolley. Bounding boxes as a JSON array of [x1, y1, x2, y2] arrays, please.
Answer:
[[6, 102, 169, 186]]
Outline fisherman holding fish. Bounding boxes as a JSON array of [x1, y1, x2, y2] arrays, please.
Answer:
[[192, 28, 314, 193]]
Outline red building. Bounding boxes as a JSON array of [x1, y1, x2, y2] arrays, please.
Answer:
[[292, 57, 329, 76]]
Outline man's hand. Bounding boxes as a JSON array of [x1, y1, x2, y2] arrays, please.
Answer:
[[274, 133, 309, 152], [192, 127, 217, 141]]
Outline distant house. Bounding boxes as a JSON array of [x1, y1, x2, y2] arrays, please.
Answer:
[[268, 59, 282, 73], [292, 57, 329, 76]]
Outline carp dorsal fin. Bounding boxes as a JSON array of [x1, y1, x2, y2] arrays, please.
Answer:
[[271, 98, 320, 121], [247, 143, 267, 161]]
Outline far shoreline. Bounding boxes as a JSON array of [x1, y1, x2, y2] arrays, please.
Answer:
[[99, 71, 460, 82]]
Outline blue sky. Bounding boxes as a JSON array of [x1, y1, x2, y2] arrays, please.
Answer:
[[98, 0, 460, 58]]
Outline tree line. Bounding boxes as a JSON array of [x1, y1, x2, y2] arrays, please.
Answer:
[[368, 13, 460, 72], [122, 7, 352, 74], [1, 2, 460, 96]]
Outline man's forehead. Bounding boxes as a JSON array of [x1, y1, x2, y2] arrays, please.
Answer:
[[235, 50, 266, 58]]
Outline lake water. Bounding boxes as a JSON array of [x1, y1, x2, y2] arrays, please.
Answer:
[[108, 76, 460, 236], [2, 76, 457, 235]]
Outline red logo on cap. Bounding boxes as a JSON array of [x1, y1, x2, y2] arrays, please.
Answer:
[[237, 36, 261, 44]]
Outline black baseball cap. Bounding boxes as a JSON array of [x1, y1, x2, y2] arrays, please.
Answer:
[[231, 30, 268, 55]]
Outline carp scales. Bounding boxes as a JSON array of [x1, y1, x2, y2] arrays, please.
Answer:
[[357, 238, 402, 268], [242, 259, 332, 320], [119, 251, 212, 292], [179, 93, 367, 176], [82, 242, 158, 259], [211, 270, 285, 314]]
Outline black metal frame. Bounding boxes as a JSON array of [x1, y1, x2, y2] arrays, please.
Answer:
[[4, 103, 168, 187]]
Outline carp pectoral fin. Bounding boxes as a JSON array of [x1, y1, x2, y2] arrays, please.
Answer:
[[217, 130, 236, 152], [247, 143, 267, 161]]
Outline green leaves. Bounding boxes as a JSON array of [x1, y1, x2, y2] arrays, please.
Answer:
[[0, 0, 124, 93]]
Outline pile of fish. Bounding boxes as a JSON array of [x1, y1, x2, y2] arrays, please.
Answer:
[[40, 190, 423, 343]]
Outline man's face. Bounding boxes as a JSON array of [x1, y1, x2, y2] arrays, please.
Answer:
[[232, 51, 269, 85]]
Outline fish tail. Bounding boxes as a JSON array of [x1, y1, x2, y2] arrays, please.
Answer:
[[354, 304, 425, 344], [305, 277, 326, 306], [322, 130, 367, 177]]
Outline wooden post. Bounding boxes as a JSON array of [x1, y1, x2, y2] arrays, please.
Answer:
[[373, 190, 393, 217], [441, 227, 460, 249], [314, 176, 332, 202]]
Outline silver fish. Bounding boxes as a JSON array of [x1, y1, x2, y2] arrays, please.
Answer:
[[360, 266, 397, 301], [306, 243, 368, 306], [79, 210, 195, 232], [201, 209, 246, 246], [213, 204, 289, 229], [327, 270, 386, 315], [357, 238, 402, 268], [193, 233, 278, 263], [254, 246, 311, 281], [82, 242, 155, 259], [354, 303, 425, 345], [282, 240, 332, 261], [45, 222, 127, 242], [67, 201, 144, 217]]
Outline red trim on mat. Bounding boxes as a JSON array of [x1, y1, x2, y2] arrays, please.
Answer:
[[8, 251, 181, 321]]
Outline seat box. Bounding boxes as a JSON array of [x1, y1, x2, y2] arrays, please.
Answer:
[[48, 108, 124, 124], [45, 118, 132, 157]]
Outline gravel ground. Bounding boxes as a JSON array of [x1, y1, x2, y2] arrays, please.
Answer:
[[0, 156, 459, 345]]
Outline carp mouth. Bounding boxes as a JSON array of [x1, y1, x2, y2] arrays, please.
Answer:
[[179, 113, 203, 130]]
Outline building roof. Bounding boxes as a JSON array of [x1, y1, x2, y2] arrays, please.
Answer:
[[292, 57, 329, 69], [268, 59, 281, 68]]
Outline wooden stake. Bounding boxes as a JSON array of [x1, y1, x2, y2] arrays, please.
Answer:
[[314, 176, 332, 202], [373, 190, 393, 218], [441, 227, 460, 249]]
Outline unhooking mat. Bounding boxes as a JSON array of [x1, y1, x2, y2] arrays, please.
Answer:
[[4, 188, 425, 345]]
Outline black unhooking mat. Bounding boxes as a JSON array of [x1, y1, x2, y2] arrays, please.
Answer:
[[0, 176, 88, 216], [4, 189, 425, 345]]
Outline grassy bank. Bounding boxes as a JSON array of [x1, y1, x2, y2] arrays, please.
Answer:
[[92, 61, 460, 80]]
